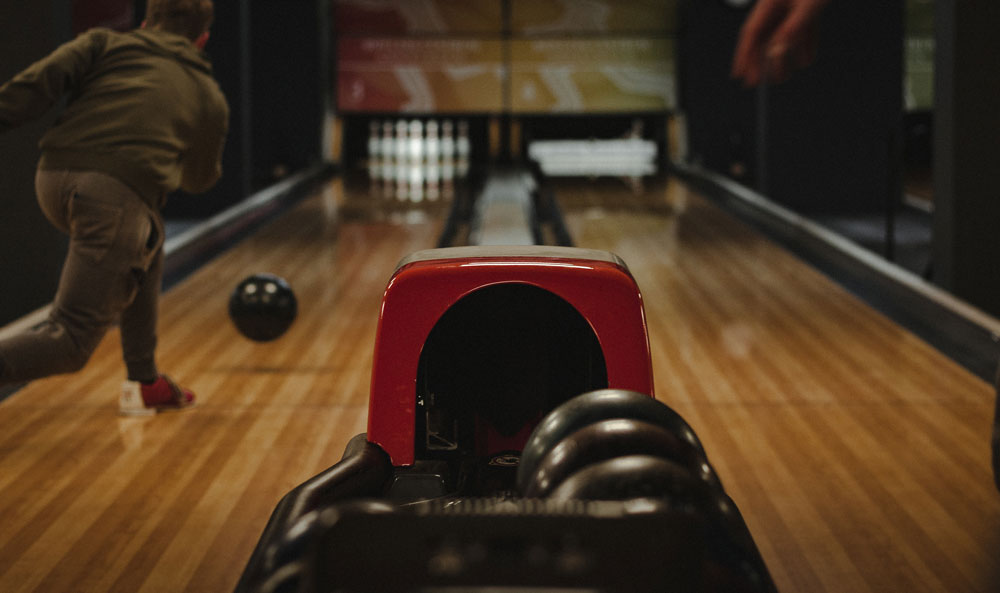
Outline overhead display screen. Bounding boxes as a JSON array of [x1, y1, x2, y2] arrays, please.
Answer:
[[333, 0, 678, 114], [337, 38, 505, 113], [510, 38, 675, 113]]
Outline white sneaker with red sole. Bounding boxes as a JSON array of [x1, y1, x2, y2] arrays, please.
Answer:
[[119, 375, 195, 416]]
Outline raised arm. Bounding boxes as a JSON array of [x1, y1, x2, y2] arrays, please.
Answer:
[[731, 0, 830, 86], [0, 30, 106, 134]]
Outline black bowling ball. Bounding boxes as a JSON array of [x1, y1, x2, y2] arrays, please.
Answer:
[[228, 273, 298, 342]]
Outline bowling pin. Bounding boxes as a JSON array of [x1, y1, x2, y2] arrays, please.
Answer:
[[379, 152, 394, 198], [408, 159, 424, 202], [425, 119, 440, 163], [394, 150, 408, 201], [456, 119, 471, 159], [368, 120, 381, 160], [408, 119, 423, 161], [426, 158, 440, 201], [395, 119, 409, 161], [380, 120, 395, 161], [456, 119, 470, 177], [440, 120, 455, 160]]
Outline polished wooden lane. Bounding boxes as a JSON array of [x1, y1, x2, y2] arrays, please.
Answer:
[[0, 171, 997, 593], [556, 175, 1000, 593]]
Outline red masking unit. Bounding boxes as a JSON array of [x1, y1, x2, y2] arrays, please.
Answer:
[[367, 246, 654, 467]]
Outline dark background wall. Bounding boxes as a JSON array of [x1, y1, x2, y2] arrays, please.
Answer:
[[676, 0, 756, 185], [763, 0, 903, 214], [679, 0, 904, 214], [0, 3, 73, 326], [931, 0, 1000, 315], [249, 0, 326, 190], [678, 0, 1000, 316]]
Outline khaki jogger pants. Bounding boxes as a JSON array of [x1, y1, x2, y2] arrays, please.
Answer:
[[0, 169, 164, 386]]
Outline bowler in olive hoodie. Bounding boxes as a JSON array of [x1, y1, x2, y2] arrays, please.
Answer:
[[0, 0, 228, 413]]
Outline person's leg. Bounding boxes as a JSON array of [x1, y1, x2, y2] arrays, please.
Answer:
[[0, 170, 144, 386], [0, 260, 123, 384], [114, 200, 195, 413], [120, 226, 163, 383]]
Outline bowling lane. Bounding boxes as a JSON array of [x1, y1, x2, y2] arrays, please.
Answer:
[[2, 160, 997, 593], [554, 174, 1000, 593], [0, 177, 447, 593]]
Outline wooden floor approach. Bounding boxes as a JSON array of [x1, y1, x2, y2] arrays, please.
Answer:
[[0, 174, 997, 592]]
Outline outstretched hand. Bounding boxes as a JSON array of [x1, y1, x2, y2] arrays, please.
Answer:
[[731, 0, 829, 86]]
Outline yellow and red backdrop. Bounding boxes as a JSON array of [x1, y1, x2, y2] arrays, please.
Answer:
[[334, 0, 678, 114]]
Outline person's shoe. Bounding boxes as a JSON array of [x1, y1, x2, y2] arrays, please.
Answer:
[[119, 375, 195, 416]]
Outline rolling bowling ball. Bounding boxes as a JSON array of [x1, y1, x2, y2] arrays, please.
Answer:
[[228, 273, 297, 342]]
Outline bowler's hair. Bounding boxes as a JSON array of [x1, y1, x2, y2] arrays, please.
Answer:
[[145, 0, 214, 40]]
